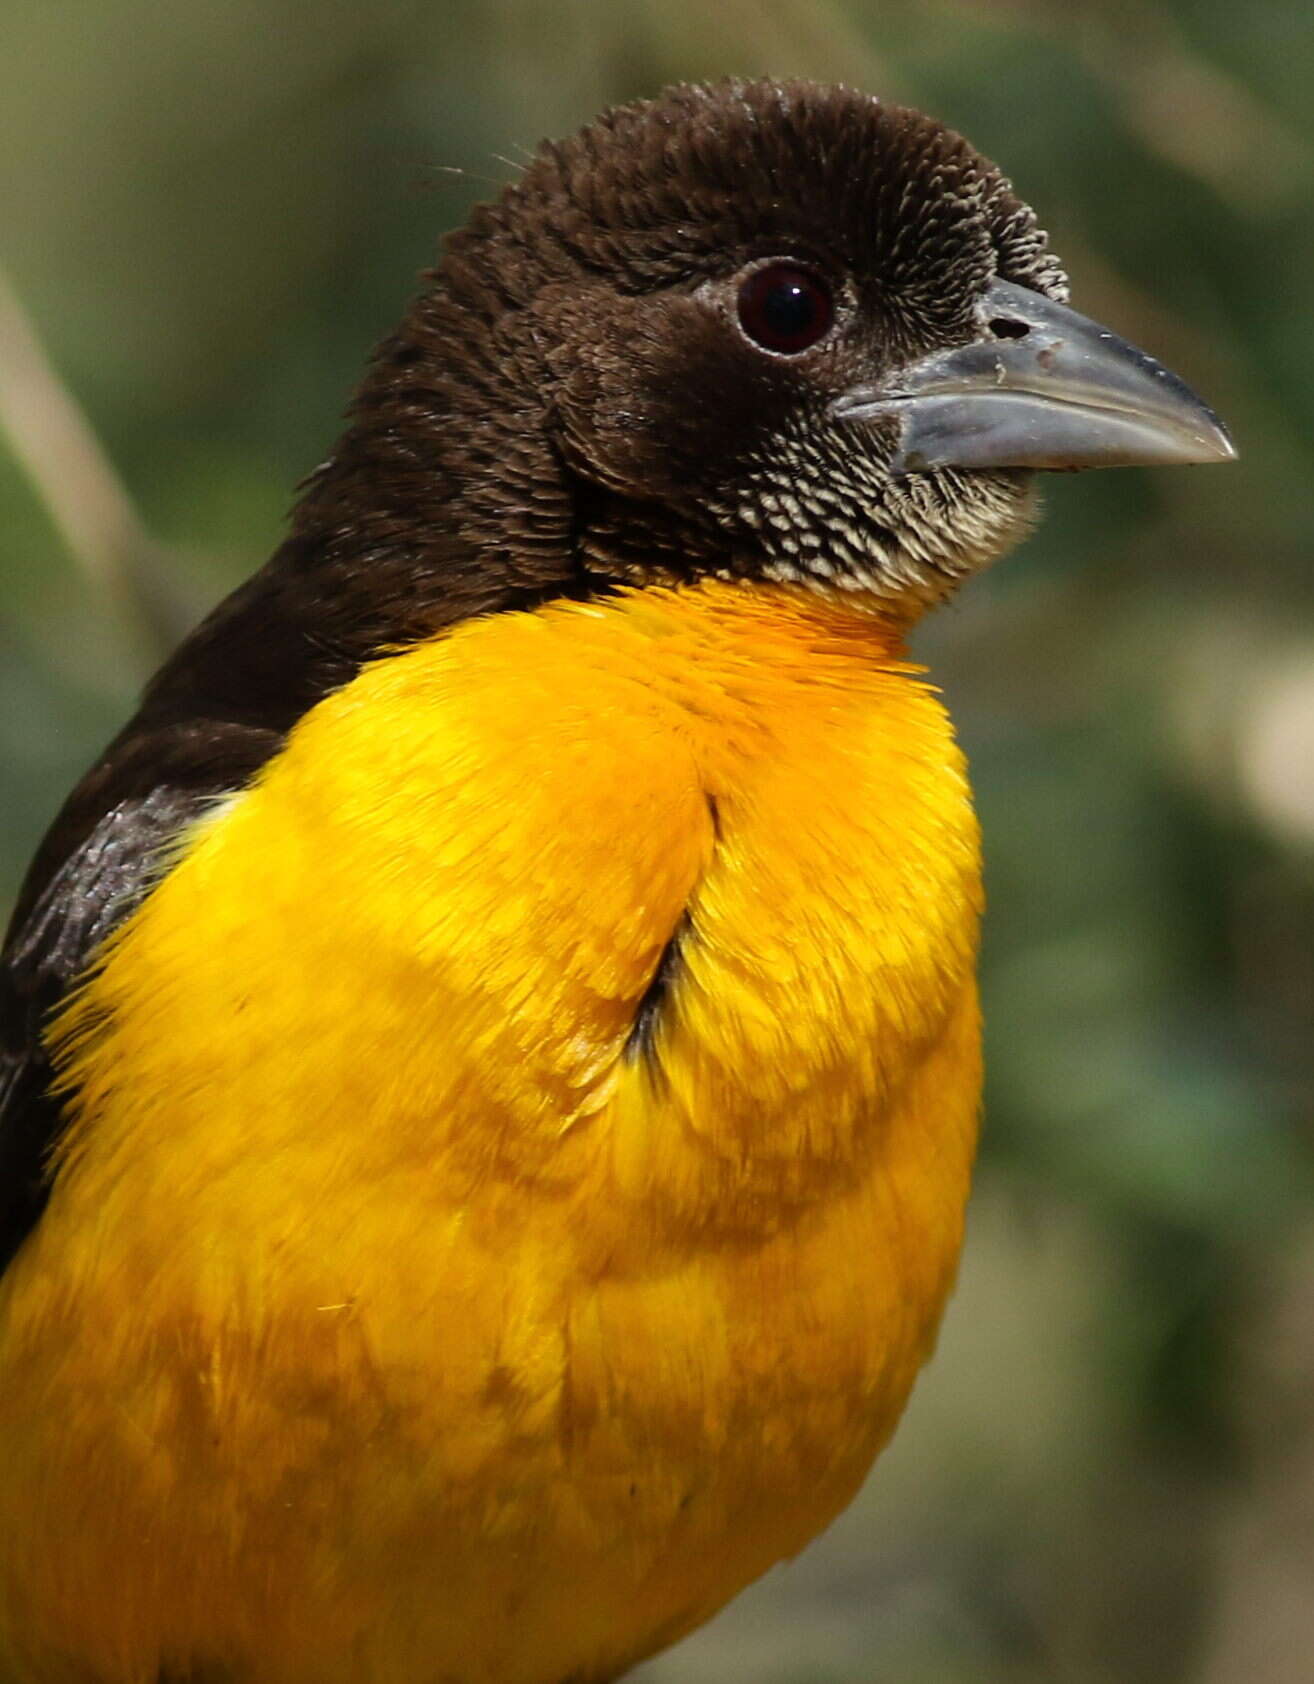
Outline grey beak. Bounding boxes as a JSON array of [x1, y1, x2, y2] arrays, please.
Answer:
[[833, 279, 1236, 474]]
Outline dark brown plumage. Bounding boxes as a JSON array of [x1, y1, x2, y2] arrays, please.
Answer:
[[0, 75, 1230, 1305], [0, 77, 1238, 1684], [1, 83, 1072, 1266]]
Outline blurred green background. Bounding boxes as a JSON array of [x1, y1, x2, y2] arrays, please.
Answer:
[[1, 2, 1312, 1681]]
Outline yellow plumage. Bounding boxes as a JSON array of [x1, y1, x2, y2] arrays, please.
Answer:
[[0, 580, 981, 1683]]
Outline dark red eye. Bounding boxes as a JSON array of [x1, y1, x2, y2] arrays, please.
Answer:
[[736, 263, 834, 355]]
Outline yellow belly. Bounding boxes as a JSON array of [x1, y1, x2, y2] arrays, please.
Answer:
[[0, 580, 982, 1683]]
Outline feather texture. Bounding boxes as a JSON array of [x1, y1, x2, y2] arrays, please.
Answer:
[[0, 581, 981, 1683]]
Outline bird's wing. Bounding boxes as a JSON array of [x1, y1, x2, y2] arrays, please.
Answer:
[[0, 520, 524, 1279], [0, 721, 282, 1274]]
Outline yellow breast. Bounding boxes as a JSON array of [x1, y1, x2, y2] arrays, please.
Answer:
[[0, 580, 982, 1684]]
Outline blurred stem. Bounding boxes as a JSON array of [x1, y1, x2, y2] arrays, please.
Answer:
[[0, 266, 180, 680], [942, 0, 1309, 212], [1082, 9, 1310, 213]]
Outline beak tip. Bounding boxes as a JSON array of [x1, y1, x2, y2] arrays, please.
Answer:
[[839, 280, 1240, 477], [1184, 417, 1237, 465]]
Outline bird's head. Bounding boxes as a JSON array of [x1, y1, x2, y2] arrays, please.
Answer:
[[303, 80, 1232, 622]]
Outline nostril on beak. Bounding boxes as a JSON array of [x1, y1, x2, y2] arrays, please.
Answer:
[[988, 317, 1030, 340]]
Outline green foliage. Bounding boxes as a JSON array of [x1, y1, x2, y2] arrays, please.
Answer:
[[2, 4, 1311, 1679]]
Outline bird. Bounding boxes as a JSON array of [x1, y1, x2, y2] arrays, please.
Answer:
[[0, 79, 1233, 1684]]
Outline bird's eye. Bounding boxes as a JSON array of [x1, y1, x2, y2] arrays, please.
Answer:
[[736, 264, 835, 355]]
